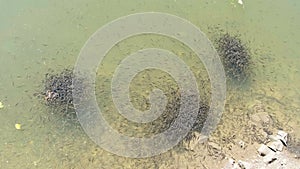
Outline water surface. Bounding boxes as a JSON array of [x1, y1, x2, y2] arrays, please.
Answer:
[[0, 0, 299, 168]]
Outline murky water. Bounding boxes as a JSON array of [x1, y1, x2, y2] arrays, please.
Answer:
[[0, 0, 299, 168]]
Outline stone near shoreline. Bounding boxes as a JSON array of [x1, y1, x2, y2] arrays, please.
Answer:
[[258, 144, 273, 156], [260, 130, 288, 164], [237, 160, 251, 169], [223, 130, 295, 169], [259, 130, 290, 165], [267, 140, 284, 152], [277, 130, 288, 146], [262, 151, 277, 164]]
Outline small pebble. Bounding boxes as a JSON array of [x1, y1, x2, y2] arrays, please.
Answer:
[[281, 159, 287, 166], [239, 140, 246, 148], [238, 160, 251, 169], [0, 101, 4, 109], [229, 158, 235, 165], [15, 123, 21, 130]]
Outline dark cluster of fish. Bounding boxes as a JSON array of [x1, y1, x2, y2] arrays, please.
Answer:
[[44, 69, 74, 106], [216, 33, 251, 81], [157, 89, 210, 142], [41, 68, 85, 121]]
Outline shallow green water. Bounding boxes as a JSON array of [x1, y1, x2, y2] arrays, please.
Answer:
[[0, 0, 300, 168]]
